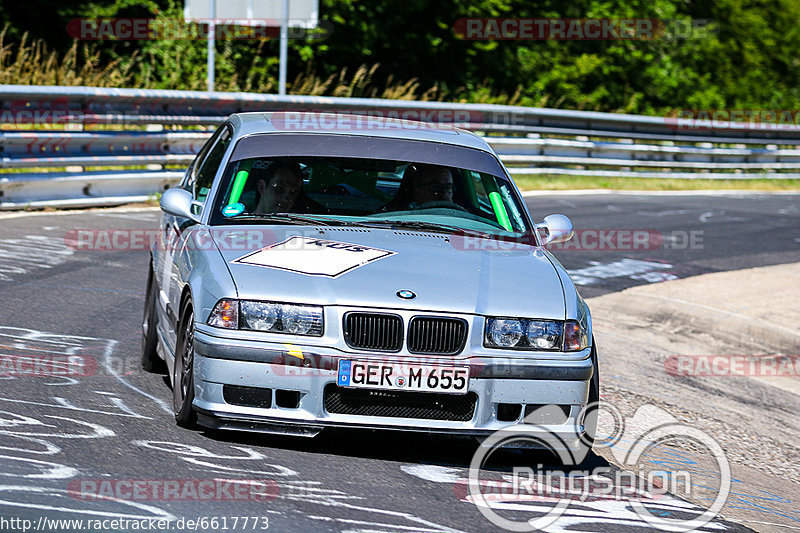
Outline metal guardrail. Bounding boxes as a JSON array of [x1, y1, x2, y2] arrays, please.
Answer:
[[1, 85, 799, 208]]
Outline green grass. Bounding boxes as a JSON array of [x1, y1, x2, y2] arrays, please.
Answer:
[[512, 174, 800, 191]]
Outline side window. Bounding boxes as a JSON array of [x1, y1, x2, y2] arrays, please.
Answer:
[[193, 126, 232, 203], [182, 127, 220, 191]]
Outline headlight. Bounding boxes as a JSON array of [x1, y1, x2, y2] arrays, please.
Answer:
[[526, 320, 563, 350], [485, 317, 585, 351], [487, 319, 524, 347], [208, 299, 323, 336], [241, 301, 279, 331], [276, 304, 323, 335]]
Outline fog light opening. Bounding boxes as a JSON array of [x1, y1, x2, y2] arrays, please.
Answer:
[[524, 404, 571, 425], [276, 390, 302, 409], [496, 403, 523, 422]]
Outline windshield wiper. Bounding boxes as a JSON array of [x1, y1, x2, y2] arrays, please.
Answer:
[[229, 215, 508, 239], [231, 214, 335, 226], [364, 220, 493, 238]]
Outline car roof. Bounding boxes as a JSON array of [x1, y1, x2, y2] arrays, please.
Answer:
[[227, 112, 494, 153]]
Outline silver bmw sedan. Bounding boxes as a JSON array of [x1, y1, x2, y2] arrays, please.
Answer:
[[142, 112, 598, 454]]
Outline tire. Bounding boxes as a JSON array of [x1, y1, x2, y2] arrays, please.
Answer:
[[141, 264, 165, 373], [173, 297, 198, 428], [580, 340, 600, 447]]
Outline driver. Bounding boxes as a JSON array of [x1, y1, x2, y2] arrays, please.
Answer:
[[253, 161, 304, 213]]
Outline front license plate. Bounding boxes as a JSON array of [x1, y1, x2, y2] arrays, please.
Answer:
[[337, 360, 470, 394]]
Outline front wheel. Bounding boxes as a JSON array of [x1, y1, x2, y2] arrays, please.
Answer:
[[141, 264, 165, 373], [579, 340, 600, 448], [173, 298, 198, 428]]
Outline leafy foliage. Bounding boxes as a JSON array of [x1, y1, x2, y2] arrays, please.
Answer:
[[1, 0, 799, 113]]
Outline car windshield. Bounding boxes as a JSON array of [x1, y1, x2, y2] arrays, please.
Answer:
[[209, 156, 532, 236]]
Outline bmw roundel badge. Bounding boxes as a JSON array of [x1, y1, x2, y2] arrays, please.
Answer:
[[396, 289, 416, 300]]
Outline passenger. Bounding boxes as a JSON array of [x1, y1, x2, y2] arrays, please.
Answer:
[[253, 162, 304, 213]]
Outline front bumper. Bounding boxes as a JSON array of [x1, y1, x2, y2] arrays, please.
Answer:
[[192, 328, 593, 440]]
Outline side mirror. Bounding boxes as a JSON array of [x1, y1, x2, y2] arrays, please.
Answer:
[[160, 188, 201, 223], [535, 214, 574, 245]]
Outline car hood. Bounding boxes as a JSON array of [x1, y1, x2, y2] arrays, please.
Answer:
[[212, 226, 566, 318]]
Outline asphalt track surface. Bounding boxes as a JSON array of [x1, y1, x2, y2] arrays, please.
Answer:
[[0, 191, 796, 532], [523, 191, 800, 299]]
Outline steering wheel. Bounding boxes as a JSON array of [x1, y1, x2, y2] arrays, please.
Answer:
[[416, 200, 468, 212]]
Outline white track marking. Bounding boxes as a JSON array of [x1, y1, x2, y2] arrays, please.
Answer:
[[131, 441, 298, 477], [403, 465, 728, 532], [134, 440, 464, 532], [0, 415, 113, 439], [699, 210, 746, 223], [400, 465, 461, 483], [0, 410, 48, 429], [636, 209, 692, 217], [131, 441, 266, 460], [0, 485, 176, 521], [0, 235, 74, 281], [307, 499, 468, 533], [0, 455, 77, 480], [473, 500, 726, 532], [0, 397, 148, 419], [101, 339, 172, 415], [0, 327, 102, 356], [567, 259, 674, 285], [0, 326, 168, 415], [102, 395, 148, 418], [0, 435, 61, 456], [180, 456, 298, 477]]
